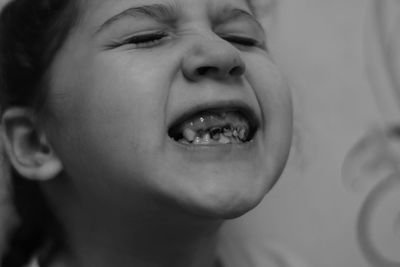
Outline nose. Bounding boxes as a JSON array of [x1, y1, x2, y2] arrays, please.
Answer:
[[182, 37, 246, 81]]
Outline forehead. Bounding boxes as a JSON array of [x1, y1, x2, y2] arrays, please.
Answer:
[[78, 0, 253, 29]]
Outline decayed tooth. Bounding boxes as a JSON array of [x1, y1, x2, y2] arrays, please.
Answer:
[[211, 132, 220, 140], [210, 127, 221, 140], [223, 127, 232, 137], [202, 133, 210, 143], [232, 129, 238, 137], [218, 134, 231, 144], [183, 128, 196, 142], [238, 128, 247, 140]]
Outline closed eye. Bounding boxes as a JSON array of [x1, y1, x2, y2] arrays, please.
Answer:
[[222, 36, 259, 46], [107, 31, 169, 49], [221, 35, 264, 49]]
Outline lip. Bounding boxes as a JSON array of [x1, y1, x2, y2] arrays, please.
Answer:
[[167, 100, 260, 144]]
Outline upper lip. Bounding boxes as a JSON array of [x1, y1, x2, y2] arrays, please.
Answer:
[[167, 100, 260, 139]]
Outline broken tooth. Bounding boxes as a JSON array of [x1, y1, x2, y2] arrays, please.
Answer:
[[193, 136, 202, 144]]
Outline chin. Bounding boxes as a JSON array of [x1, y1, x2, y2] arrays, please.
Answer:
[[190, 192, 266, 220], [177, 173, 273, 220]]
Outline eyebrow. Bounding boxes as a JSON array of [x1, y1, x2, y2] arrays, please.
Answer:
[[95, 3, 180, 35], [215, 7, 264, 31], [95, 3, 264, 36]]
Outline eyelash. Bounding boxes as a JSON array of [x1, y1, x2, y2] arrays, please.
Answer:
[[221, 35, 262, 48], [110, 32, 262, 49], [121, 32, 169, 48]]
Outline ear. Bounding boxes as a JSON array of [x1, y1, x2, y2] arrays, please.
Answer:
[[1, 108, 62, 181]]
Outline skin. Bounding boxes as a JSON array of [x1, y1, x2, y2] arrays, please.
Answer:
[[3, 0, 293, 266]]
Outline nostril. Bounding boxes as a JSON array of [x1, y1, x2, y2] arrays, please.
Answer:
[[195, 65, 244, 78], [196, 66, 218, 76], [229, 65, 245, 76]]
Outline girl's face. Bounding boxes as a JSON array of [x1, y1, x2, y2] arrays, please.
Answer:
[[45, 0, 292, 219]]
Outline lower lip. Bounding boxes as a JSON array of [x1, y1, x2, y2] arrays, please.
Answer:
[[166, 130, 260, 159]]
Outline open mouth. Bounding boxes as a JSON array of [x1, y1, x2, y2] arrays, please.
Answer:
[[168, 106, 258, 145]]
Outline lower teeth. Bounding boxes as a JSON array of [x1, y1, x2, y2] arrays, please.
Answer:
[[219, 135, 231, 144], [179, 130, 244, 145]]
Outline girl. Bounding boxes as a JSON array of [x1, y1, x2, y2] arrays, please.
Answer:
[[0, 0, 293, 266]]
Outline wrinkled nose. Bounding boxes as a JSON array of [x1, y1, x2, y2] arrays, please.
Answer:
[[182, 38, 246, 81]]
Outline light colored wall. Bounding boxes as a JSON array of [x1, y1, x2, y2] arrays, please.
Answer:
[[224, 0, 389, 266]]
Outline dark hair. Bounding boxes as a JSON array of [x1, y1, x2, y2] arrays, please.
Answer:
[[0, 0, 80, 114], [0, 0, 80, 266]]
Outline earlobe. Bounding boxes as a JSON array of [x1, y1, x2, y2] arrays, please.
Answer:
[[1, 108, 63, 181]]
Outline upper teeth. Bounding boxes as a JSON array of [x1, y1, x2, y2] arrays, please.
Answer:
[[170, 110, 252, 145]]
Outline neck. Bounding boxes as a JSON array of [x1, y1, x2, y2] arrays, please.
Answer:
[[46, 199, 223, 267]]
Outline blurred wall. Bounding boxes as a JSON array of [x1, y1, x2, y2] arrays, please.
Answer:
[[223, 0, 387, 267]]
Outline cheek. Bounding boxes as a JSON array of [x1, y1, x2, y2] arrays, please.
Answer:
[[245, 55, 293, 166], [245, 54, 292, 122], [54, 54, 164, 126], [46, 55, 173, 177]]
